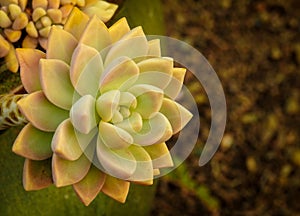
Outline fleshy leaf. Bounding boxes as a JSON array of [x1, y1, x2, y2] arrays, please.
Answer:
[[147, 39, 161, 57], [5, 44, 18, 72], [108, 17, 130, 43], [13, 123, 53, 160], [119, 92, 137, 108], [127, 145, 153, 184], [18, 91, 69, 132], [96, 90, 120, 122], [64, 7, 89, 40], [128, 84, 164, 119], [135, 57, 173, 89], [70, 43, 103, 96], [99, 121, 133, 149], [115, 112, 143, 133], [79, 15, 111, 52], [16, 48, 45, 93], [104, 27, 148, 66], [73, 166, 106, 206], [70, 95, 97, 134], [83, 0, 118, 22], [47, 26, 78, 64], [96, 134, 136, 179], [52, 153, 91, 187], [23, 158, 53, 190], [132, 113, 173, 146], [100, 56, 139, 93], [39, 59, 74, 110], [159, 98, 193, 134], [101, 175, 130, 203], [164, 68, 186, 99], [51, 119, 94, 161], [143, 142, 174, 169]]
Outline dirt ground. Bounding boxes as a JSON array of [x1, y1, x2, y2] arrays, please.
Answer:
[[151, 0, 300, 215]]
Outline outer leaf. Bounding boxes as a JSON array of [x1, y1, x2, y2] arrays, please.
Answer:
[[143, 142, 174, 169], [104, 27, 148, 66], [70, 44, 103, 96], [100, 56, 139, 93], [108, 17, 130, 43], [159, 98, 193, 134], [164, 68, 186, 99], [101, 175, 130, 203], [79, 15, 111, 52], [147, 39, 161, 57], [39, 59, 74, 110], [83, 0, 118, 22], [47, 26, 78, 64], [96, 135, 136, 179], [12, 123, 53, 160], [64, 7, 89, 40], [52, 153, 91, 187], [52, 119, 87, 161], [23, 158, 53, 190], [73, 166, 106, 206], [18, 91, 69, 132], [16, 48, 45, 93], [127, 145, 153, 184], [135, 57, 173, 89]]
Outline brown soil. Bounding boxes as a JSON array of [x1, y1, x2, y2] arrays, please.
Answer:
[[151, 0, 300, 215]]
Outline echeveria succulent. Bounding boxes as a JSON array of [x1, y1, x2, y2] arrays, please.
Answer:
[[12, 8, 192, 205], [0, 0, 117, 72]]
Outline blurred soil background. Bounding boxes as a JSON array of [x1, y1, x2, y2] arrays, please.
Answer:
[[150, 0, 300, 215]]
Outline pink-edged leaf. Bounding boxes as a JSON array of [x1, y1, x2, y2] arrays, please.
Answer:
[[164, 68, 186, 99], [52, 119, 84, 161], [52, 153, 91, 187], [79, 15, 111, 52], [143, 142, 174, 169], [70, 95, 97, 134], [104, 27, 148, 66], [127, 145, 153, 184], [98, 121, 133, 149], [64, 7, 89, 40], [70, 43, 103, 96], [159, 98, 193, 134], [12, 123, 53, 160], [16, 48, 45, 93], [96, 134, 136, 179], [23, 158, 53, 190], [100, 56, 139, 93], [101, 175, 130, 203], [18, 91, 69, 132], [73, 165, 106, 206], [147, 39, 161, 57], [108, 17, 130, 43], [39, 59, 74, 110], [47, 26, 78, 64]]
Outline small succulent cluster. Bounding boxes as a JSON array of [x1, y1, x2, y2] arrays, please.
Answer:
[[0, 0, 117, 72], [12, 8, 192, 205]]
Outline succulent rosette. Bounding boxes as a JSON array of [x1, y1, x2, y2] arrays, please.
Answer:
[[12, 8, 193, 205], [0, 0, 117, 72]]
